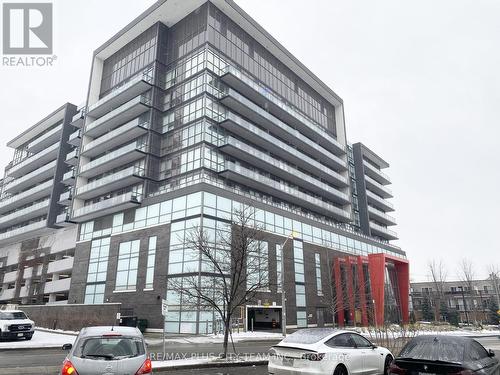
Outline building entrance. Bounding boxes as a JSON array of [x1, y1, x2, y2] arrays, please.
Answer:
[[246, 306, 282, 331]]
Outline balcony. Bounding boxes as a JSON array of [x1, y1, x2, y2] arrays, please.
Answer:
[[61, 169, 76, 186], [365, 175, 393, 199], [219, 112, 347, 187], [65, 148, 79, 166], [367, 206, 397, 226], [58, 190, 73, 205], [220, 66, 345, 155], [84, 95, 151, 138], [55, 212, 74, 227], [78, 142, 147, 178], [27, 123, 62, 154], [8, 142, 60, 178], [363, 160, 391, 185], [81, 118, 149, 158], [3, 160, 56, 194], [0, 180, 53, 214], [71, 109, 85, 128], [220, 137, 350, 205], [369, 221, 398, 240], [75, 166, 146, 200], [3, 270, 18, 284], [0, 220, 49, 246], [47, 257, 74, 274], [0, 289, 15, 301], [0, 199, 50, 229], [220, 162, 351, 222], [86, 69, 153, 118], [72, 192, 141, 222], [366, 190, 394, 212], [68, 129, 81, 146], [221, 89, 347, 170], [44, 278, 71, 294]]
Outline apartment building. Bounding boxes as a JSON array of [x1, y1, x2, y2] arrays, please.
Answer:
[[411, 278, 500, 324], [0, 0, 408, 331], [0, 104, 81, 304]]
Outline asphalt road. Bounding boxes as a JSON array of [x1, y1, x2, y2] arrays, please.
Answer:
[[0, 340, 279, 375], [0, 336, 498, 375]]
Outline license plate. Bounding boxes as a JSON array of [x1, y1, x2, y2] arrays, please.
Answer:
[[282, 357, 294, 366], [17, 333, 23, 337]]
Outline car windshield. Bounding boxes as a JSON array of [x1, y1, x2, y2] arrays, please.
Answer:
[[74, 336, 145, 360], [399, 337, 465, 363], [281, 329, 337, 344], [0, 311, 27, 320]]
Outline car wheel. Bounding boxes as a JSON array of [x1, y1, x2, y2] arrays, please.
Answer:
[[384, 355, 393, 375], [334, 364, 348, 375]]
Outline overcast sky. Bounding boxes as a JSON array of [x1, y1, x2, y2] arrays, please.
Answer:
[[1, 0, 498, 282]]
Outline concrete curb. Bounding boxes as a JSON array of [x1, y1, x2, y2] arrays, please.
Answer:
[[35, 327, 78, 336], [154, 359, 269, 372]]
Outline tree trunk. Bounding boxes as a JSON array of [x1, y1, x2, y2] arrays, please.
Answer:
[[222, 317, 231, 359]]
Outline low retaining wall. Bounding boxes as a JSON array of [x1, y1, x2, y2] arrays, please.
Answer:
[[20, 303, 121, 331]]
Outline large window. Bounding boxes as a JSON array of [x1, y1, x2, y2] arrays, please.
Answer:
[[315, 253, 323, 296], [116, 240, 140, 291], [247, 241, 269, 290], [84, 238, 110, 304], [145, 237, 157, 289]]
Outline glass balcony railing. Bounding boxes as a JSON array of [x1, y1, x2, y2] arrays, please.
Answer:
[[87, 68, 153, 117], [222, 162, 351, 221], [59, 190, 72, 203], [222, 112, 347, 186], [0, 180, 53, 213], [366, 190, 394, 211], [365, 175, 393, 198], [8, 142, 60, 177], [3, 160, 57, 193], [0, 199, 50, 226], [363, 160, 391, 184], [222, 137, 350, 204], [82, 118, 149, 156], [221, 65, 345, 154], [62, 169, 76, 184], [79, 142, 147, 177], [27, 124, 63, 153], [72, 192, 141, 219], [0, 220, 47, 243], [367, 205, 396, 225], [76, 166, 145, 198], [65, 148, 79, 165], [85, 95, 151, 137], [369, 221, 398, 239], [68, 129, 81, 144], [223, 89, 347, 169]]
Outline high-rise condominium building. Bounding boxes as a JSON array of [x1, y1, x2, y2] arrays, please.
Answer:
[[0, 0, 407, 332]]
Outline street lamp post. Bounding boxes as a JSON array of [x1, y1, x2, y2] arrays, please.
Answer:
[[281, 232, 297, 337]]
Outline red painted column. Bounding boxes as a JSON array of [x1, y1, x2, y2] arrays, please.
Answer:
[[345, 257, 355, 325], [368, 253, 386, 327], [357, 256, 369, 327], [333, 257, 345, 327], [395, 261, 410, 324]]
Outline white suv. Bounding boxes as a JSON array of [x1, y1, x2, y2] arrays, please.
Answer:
[[0, 310, 35, 341]]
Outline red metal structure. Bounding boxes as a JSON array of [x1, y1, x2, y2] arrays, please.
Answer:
[[332, 253, 409, 327]]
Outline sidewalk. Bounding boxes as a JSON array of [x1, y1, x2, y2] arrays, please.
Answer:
[[145, 331, 283, 345]]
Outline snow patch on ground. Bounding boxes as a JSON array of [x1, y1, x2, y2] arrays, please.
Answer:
[[0, 329, 76, 350]]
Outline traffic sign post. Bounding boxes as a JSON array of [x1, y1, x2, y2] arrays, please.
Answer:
[[162, 299, 168, 360]]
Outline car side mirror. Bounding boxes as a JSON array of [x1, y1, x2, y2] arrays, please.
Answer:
[[372, 344, 378, 349], [488, 349, 495, 357], [62, 343, 72, 351]]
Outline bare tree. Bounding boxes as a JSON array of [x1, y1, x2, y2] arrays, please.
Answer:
[[428, 260, 448, 321], [168, 206, 270, 359], [459, 259, 476, 324], [487, 265, 500, 306]]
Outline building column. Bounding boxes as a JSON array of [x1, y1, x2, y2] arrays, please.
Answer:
[[345, 257, 356, 325], [368, 253, 386, 327], [357, 256, 369, 326], [333, 258, 345, 327], [395, 261, 410, 324]]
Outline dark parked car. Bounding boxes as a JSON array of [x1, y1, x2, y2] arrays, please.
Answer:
[[389, 335, 499, 375]]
